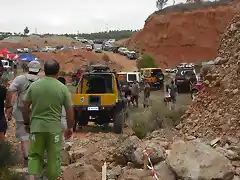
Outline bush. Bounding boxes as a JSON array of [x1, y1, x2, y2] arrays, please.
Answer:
[[137, 55, 158, 69], [59, 71, 66, 76], [66, 72, 73, 76], [102, 53, 110, 63], [128, 101, 187, 139], [0, 142, 25, 180]]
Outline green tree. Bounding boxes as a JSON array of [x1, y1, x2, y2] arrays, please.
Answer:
[[156, 0, 168, 10], [24, 26, 30, 35], [137, 55, 158, 69]]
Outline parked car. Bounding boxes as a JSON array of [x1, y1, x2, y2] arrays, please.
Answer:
[[118, 47, 128, 55], [86, 45, 93, 51], [127, 51, 137, 60], [190, 81, 203, 100], [23, 48, 29, 53], [16, 48, 23, 53], [1, 60, 11, 70], [122, 50, 130, 56], [174, 66, 197, 93], [95, 48, 102, 53], [112, 46, 120, 53]]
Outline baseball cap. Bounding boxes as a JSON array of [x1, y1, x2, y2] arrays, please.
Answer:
[[28, 61, 41, 73]]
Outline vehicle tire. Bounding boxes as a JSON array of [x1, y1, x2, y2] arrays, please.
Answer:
[[191, 89, 198, 100], [73, 122, 77, 132], [113, 110, 124, 134]]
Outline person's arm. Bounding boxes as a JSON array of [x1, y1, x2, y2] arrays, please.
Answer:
[[63, 88, 74, 129], [5, 75, 24, 108], [22, 87, 32, 126]]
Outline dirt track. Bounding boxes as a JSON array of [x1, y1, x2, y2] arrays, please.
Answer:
[[104, 52, 137, 71]]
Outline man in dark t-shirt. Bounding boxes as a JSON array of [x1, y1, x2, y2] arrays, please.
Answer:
[[0, 84, 7, 141]]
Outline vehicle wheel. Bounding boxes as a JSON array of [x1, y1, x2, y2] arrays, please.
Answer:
[[113, 111, 124, 134], [191, 89, 198, 100], [73, 122, 77, 132]]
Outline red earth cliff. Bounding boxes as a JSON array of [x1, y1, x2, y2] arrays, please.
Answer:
[[127, 5, 236, 68]]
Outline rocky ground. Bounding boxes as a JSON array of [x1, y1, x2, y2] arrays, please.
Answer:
[[10, 88, 240, 180]]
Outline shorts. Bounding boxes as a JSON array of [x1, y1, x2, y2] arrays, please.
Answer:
[[15, 121, 29, 141], [0, 116, 7, 134]]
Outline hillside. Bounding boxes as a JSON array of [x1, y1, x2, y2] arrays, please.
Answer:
[[125, 2, 236, 67]]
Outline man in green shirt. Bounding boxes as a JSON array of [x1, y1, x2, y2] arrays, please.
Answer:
[[22, 60, 74, 180]]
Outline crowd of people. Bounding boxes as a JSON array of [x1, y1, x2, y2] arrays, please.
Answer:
[[122, 79, 177, 110], [0, 60, 75, 180]]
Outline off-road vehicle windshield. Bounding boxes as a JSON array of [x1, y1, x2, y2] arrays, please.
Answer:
[[151, 69, 162, 76], [128, 74, 137, 81], [80, 73, 113, 94]]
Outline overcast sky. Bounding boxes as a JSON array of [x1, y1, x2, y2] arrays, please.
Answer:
[[0, 0, 185, 34]]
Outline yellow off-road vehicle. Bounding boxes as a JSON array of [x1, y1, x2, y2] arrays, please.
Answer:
[[72, 64, 128, 133]]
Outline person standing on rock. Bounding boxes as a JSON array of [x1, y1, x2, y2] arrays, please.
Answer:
[[5, 61, 41, 166], [22, 60, 74, 180]]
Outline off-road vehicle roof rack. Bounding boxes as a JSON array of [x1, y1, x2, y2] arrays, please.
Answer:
[[90, 64, 111, 73]]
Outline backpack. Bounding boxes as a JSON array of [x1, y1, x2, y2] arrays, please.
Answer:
[[17, 74, 39, 108]]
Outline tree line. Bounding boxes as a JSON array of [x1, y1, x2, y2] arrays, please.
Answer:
[[0, 29, 139, 41]]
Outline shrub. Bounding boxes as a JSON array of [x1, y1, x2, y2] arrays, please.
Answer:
[[137, 55, 158, 69], [66, 72, 73, 76], [59, 71, 66, 76], [128, 101, 187, 139]]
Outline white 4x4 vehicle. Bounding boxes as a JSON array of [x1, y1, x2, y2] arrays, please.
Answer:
[[1, 60, 11, 70]]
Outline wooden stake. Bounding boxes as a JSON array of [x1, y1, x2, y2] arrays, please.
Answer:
[[102, 162, 107, 180], [143, 153, 148, 170]]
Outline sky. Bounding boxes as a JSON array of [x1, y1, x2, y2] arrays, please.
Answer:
[[0, 0, 184, 34]]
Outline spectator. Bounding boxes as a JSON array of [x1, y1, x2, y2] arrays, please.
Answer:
[[22, 60, 74, 180], [143, 81, 151, 108], [57, 76, 73, 151], [0, 74, 7, 142], [13, 61, 18, 77], [166, 79, 178, 110], [5, 61, 41, 167], [131, 80, 140, 108]]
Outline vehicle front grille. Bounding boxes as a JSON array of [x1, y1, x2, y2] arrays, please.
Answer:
[[89, 96, 101, 105]]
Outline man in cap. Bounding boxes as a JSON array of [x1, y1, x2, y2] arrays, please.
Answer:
[[22, 60, 74, 180], [5, 61, 41, 166]]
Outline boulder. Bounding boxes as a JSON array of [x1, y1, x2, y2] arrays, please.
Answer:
[[118, 168, 152, 180], [167, 140, 235, 180], [113, 136, 141, 165], [62, 163, 101, 180], [154, 161, 176, 180], [132, 141, 166, 167]]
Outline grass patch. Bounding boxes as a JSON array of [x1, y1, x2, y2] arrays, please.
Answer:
[[128, 100, 188, 139]]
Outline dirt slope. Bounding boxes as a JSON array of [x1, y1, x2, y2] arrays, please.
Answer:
[[179, 10, 240, 140], [104, 52, 137, 71], [126, 5, 236, 67], [2, 35, 83, 48], [32, 50, 130, 72]]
